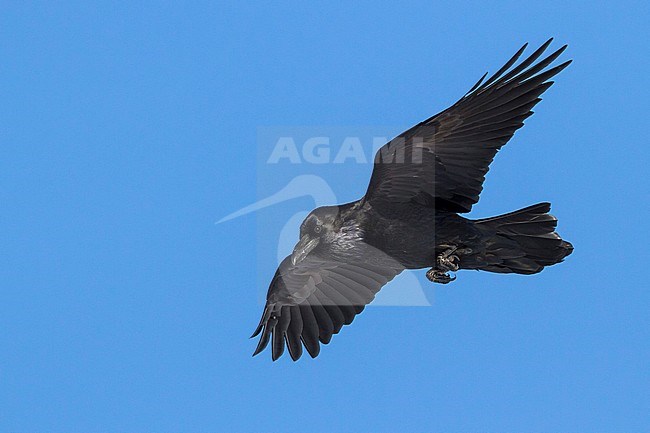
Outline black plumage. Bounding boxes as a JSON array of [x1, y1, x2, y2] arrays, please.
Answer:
[[252, 39, 574, 361]]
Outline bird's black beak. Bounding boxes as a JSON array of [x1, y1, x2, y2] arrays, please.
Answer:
[[291, 235, 320, 266]]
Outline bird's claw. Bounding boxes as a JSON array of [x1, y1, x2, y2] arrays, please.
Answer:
[[427, 247, 463, 284], [426, 268, 456, 284]]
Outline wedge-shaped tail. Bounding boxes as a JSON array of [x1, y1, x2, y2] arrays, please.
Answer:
[[473, 202, 573, 274]]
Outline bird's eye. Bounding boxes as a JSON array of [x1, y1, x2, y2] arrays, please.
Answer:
[[314, 226, 322, 234]]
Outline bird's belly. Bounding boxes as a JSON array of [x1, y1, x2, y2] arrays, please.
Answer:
[[364, 212, 481, 269]]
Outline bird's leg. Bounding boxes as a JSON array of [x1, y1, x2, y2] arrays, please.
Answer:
[[437, 246, 460, 272], [426, 246, 471, 284]]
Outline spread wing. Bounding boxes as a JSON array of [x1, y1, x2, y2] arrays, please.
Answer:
[[251, 255, 404, 361], [364, 38, 571, 213]]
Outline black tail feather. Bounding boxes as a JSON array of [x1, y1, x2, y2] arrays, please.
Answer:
[[474, 202, 573, 274]]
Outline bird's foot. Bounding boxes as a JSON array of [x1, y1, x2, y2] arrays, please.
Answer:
[[426, 268, 456, 284], [426, 246, 468, 284]]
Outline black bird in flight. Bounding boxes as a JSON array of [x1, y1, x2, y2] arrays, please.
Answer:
[[252, 39, 574, 361]]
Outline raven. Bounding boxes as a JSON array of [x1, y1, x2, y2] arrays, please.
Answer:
[[252, 39, 574, 361]]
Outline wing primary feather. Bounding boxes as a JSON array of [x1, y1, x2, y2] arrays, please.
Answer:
[[465, 84, 550, 122], [251, 305, 272, 338], [271, 325, 284, 361], [464, 78, 553, 118], [299, 304, 321, 358], [271, 306, 291, 361], [285, 306, 303, 361], [307, 295, 335, 344], [464, 71, 489, 96], [504, 45, 568, 86], [494, 38, 555, 86], [252, 323, 272, 357], [521, 60, 572, 86], [313, 290, 346, 334], [479, 42, 528, 89]]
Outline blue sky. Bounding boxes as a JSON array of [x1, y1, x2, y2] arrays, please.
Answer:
[[1, 2, 649, 432]]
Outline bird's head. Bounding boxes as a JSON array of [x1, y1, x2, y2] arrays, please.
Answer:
[[291, 206, 339, 266]]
